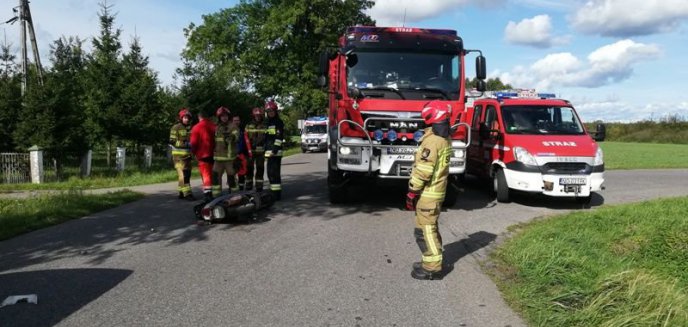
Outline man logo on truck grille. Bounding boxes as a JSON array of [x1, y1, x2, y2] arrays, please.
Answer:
[[389, 121, 419, 129]]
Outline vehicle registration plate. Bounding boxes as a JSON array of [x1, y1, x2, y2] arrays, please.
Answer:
[[559, 177, 586, 185], [387, 147, 416, 155]]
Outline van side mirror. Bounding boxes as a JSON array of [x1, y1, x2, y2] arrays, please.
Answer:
[[476, 55, 486, 80], [593, 123, 606, 142]]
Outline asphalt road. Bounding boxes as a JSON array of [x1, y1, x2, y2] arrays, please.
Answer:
[[1, 153, 687, 327]]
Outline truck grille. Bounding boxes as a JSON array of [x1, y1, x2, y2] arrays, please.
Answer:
[[541, 162, 591, 175], [361, 112, 425, 133]]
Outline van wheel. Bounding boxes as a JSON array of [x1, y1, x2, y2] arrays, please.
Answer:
[[493, 168, 510, 203], [328, 165, 348, 204], [301, 148, 307, 153]]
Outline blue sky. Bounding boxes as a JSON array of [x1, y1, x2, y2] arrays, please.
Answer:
[[1, 0, 687, 122]]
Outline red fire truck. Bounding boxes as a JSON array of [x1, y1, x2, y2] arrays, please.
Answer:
[[318, 26, 487, 204], [464, 90, 606, 203]]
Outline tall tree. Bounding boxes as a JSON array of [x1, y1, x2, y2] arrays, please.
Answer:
[[0, 43, 21, 151], [181, 0, 375, 134], [83, 1, 124, 165], [120, 36, 165, 147], [13, 37, 89, 178]]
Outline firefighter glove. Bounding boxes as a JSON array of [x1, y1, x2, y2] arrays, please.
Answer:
[[405, 191, 419, 211]]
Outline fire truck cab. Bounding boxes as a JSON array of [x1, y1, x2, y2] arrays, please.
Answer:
[[318, 26, 487, 204], [465, 91, 605, 203]]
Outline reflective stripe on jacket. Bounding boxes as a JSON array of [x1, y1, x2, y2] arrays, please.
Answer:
[[170, 123, 191, 157], [409, 127, 452, 201]]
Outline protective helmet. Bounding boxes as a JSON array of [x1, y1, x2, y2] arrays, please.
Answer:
[[215, 106, 231, 118], [252, 107, 264, 116], [421, 101, 450, 125], [264, 100, 278, 112], [178, 108, 192, 121]]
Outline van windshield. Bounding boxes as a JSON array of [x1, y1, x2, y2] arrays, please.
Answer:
[[304, 125, 327, 134], [501, 106, 585, 135]]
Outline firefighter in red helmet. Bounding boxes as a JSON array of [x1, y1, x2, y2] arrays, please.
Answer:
[[407, 100, 453, 280], [245, 106, 267, 191], [263, 100, 284, 200], [212, 106, 240, 197], [170, 108, 195, 200]]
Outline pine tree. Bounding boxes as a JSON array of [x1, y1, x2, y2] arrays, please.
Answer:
[[0, 43, 21, 151], [83, 1, 124, 165]]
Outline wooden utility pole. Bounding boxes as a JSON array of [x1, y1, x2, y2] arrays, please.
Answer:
[[18, 0, 43, 96]]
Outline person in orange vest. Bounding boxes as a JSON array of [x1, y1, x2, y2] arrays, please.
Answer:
[[190, 110, 217, 202], [212, 106, 240, 197], [169, 108, 195, 200]]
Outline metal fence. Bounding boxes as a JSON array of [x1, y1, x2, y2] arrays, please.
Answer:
[[0, 153, 31, 184]]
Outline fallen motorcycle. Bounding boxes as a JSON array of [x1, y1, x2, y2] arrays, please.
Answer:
[[193, 190, 275, 224]]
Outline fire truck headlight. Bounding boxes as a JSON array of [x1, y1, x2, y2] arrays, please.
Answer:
[[373, 129, 384, 141], [339, 146, 352, 155], [413, 130, 424, 142], [453, 149, 465, 158], [387, 129, 398, 142], [594, 147, 604, 166], [513, 146, 537, 166], [212, 206, 226, 219]]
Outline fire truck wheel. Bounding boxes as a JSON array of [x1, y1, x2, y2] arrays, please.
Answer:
[[493, 168, 510, 203], [328, 166, 348, 204]]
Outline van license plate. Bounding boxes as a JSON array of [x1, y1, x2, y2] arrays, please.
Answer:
[[559, 177, 586, 185]]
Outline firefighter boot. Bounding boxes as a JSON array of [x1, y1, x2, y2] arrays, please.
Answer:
[[411, 262, 443, 280], [178, 191, 184, 199]]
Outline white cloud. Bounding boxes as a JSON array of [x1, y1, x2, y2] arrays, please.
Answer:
[[368, 0, 504, 26], [573, 98, 688, 122], [571, 0, 688, 37], [504, 14, 569, 48], [498, 39, 660, 90]]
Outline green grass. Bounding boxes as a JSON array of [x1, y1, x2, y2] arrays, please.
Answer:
[[600, 142, 688, 169], [489, 196, 688, 327], [0, 190, 144, 241]]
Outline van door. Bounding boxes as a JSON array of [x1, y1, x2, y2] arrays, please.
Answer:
[[467, 104, 483, 175], [481, 105, 500, 176]]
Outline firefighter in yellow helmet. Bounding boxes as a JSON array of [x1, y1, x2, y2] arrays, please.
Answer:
[[170, 108, 195, 200], [212, 106, 241, 197], [406, 101, 453, 280]]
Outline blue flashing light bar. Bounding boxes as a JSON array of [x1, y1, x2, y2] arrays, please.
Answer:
[[413, 130, 424, 142], [538, 93, 556, 99], [306, 116, 327, 121], [494, 91, 558, 100], [373, 129, 384, 141]]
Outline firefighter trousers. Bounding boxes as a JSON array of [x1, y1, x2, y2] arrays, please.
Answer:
[[174, 156, 192, 197], [266, 155, 282, 199], [197, 157, 214, 198], [414, 197, 443, 272], [212, 160, 238, 197], [246, 152, 265, 191]]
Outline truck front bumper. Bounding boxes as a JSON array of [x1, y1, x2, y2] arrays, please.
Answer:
[[504, 169, 604, 197]]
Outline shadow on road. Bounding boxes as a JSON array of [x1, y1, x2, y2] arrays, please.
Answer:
[[0, 268, 132, 327], [0, 193, 212, 272], [442, 231, 497, 277]]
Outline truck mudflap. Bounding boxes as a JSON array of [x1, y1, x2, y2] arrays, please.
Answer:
[[335, 119, 471, 178], [503, 168, 604, 197]]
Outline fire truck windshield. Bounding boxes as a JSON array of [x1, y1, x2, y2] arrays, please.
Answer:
[[501, 106, 585, 135], [347, 51, 461, 100]]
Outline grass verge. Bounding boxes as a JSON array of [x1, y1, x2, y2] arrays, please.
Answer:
[[488, 196, 688, 326], [0, 190, 144, 241], [600, 142, 688, 169]]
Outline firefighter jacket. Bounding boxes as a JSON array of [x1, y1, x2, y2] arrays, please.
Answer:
[[264, 116, 285, 157], [246, 119, 267, 153], [408, 127, 452, 202], [190, 118, 217, 160], [214, 122, 240, 161], [169, 123, 191, 158], [237, 126, 252, 157]]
